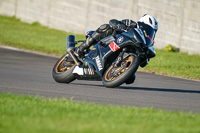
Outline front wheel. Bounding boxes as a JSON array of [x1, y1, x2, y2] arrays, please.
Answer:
[[52, 53, 76, 83], [102, 54, 140, 88]]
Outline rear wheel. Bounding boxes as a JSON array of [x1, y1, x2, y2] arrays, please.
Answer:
[[52, 53, 76, 83], [102, 54, 139, 88]]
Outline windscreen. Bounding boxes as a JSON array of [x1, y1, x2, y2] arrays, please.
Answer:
[[137, 22, 156, 46]]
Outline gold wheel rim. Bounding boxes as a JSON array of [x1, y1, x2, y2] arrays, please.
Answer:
[[56, 55, 75, 73], [105, 56, 133, 81]]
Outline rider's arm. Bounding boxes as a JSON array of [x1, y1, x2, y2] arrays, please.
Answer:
[[109, 19, 127, 31], [109, 19, 137, 31], [121, 19, 137, 29]]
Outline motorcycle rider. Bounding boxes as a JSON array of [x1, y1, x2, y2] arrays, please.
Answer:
[[75, 14, 158, 67]]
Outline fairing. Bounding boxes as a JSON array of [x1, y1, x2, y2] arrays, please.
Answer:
[[72, 26, 156, 79]]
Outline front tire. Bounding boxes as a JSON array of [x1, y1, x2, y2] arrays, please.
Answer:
[[102, 54, 140, 88], [52, 53, 76, 83]]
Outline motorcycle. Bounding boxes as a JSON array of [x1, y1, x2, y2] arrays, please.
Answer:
[[52, 24, 156, 88]]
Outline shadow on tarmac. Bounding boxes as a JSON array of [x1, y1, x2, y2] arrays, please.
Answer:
[[71, 83, 200, 94]]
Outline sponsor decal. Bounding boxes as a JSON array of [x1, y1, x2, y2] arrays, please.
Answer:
[[117, 36, 124, 44], [92, 69, 94, 75], [84, 62, 95, 75], [89, 68, 94, 75], [84, 68, 87, 75], [85, 62, 88, 66], [143, 30, 152, 41], [84, 68, 94, 75], [109, 41, 120, 52], [91, 47, 96, 50], [95, 56, 103, 71]]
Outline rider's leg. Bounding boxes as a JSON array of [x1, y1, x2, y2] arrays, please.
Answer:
[[75, 24, 113, 57]]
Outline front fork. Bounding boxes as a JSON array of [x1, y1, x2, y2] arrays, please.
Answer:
[[113, 47, 129, 68], [66, 35, 85, 66]]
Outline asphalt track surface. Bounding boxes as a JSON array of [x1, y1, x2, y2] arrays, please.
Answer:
[[0, 46, 200, 112]]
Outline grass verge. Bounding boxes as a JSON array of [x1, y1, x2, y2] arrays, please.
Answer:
[[0, 93, 200, 133], [140, 49, 200, 80], [0, 15, 200, 80], [0, 15, 84, 55]]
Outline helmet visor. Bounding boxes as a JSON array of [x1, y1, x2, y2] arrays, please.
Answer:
[[138, 22, 156, 46]]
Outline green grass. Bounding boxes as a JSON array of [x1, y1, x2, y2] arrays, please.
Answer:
[[0, 93, 200, 133], [140, 49, 200, 80], [0, 15, 200, 80], [0, 15, 84, 55]]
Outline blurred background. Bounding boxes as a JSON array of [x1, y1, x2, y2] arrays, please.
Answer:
[[0, 0, 199, 54]]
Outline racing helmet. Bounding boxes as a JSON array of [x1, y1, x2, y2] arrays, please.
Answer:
[[137, 14, 158, 46]]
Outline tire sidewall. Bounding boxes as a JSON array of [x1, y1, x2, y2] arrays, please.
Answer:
[[102, 54, 140, 88], [52, 54, 76, 83]]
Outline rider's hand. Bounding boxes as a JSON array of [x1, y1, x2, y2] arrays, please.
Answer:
[[109, 19, 127, 31]]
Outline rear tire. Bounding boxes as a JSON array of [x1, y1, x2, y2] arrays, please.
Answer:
[[52, 53, 76, 83], [102, 54, 140, 88]]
